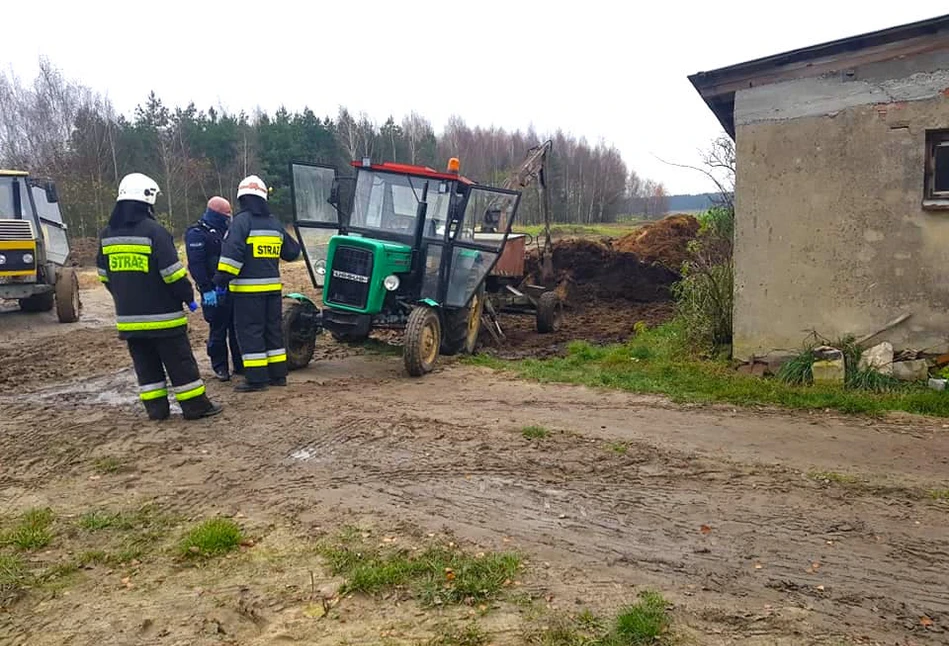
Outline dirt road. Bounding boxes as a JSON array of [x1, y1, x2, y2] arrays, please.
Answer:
[[2, 273, 948, 645]]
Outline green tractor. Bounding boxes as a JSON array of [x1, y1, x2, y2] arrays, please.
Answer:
[[282, 155, 527, 376]]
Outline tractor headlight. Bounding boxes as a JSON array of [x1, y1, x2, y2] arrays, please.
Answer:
[[22, 253, 33, 264], [315, 260, 326, 276], [0, 254, 6, 265], [383, 274, 400, 291]]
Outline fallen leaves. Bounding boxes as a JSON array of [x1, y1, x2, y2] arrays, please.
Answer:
[[700, 524, 712, 535], [921, 615, 934, 628]]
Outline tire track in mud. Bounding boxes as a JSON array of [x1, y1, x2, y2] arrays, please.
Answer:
[[5, 355, 949, 642]]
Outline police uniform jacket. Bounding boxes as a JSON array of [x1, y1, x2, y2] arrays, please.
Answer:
[[212, 205, 301, 294], [96, 203, 194, 339]]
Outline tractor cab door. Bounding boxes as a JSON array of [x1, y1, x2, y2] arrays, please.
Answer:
[[290, 162, 350, 288], [442, 185, 520, 308], [29, 181, 69, 266]]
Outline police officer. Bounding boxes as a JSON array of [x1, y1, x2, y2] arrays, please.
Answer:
[[96, 172, 223, 420], [212, 175, 301, 392], [185, 196, 243, 381]]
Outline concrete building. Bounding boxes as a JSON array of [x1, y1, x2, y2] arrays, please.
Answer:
[[689, 15, 949, 360]]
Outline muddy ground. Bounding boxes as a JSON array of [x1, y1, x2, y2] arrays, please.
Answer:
[[2, 265, 949, 645]]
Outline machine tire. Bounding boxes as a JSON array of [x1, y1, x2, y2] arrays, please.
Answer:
[[55, 268, 81, 323], [282, 300, 317, 370], [440, 285, 485, 356], [536, 291, 563, 333], [19, 290, 54, 313], [403, 306, 441, 377]]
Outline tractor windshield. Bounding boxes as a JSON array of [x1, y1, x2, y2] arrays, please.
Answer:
[[349, 171, 450, 237], [0, 177, 15, 218]]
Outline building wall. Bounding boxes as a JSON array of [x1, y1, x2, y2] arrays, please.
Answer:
[[732, 50, 949, 358]]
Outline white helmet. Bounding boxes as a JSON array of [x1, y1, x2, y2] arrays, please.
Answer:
[[237, 174, 268, 200], [117, 172, 160, 205]]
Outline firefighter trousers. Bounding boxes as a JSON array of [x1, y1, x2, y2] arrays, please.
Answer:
[[233, 293, 287, 385], [127, 332, 215, 420]]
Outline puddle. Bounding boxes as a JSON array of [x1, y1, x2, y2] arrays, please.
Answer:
[[289, 448, 317, 461], [0, 368, 180, 412]]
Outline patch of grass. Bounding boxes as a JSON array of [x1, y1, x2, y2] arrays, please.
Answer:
[[320, 536, 520, 606], [424, 622, 489, 646], [522, 425, 550, 440], [610, 591, 671, 644], [527, 592, 672, 646], [37, 562, 81, 591], [1, 507, 54, 551], [78, 510, 135, 532], [0, 553, 28, 589], [76, 550, 110, 567], [76, 504, 179, 564], [609, 443, 629, 455], [776, 350, 816, 386], [92, 456, 123, 474], [467, 319, 949, 418], [178, 517, 243, 559], [930, 489, 949, 501], [808, 470, 860, 485]]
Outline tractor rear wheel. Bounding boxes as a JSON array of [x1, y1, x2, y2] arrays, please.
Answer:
[[536, 291, 563, 333], [19, 290, 54, 313], [440, 285, 485, 356], [55, 267, 81, 323], [282, 300, 317, 370], [404, 306, 441, 377]]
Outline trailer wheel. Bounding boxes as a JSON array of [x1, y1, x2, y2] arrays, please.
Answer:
[[440, 285, 485, 356], [55, 267, 81, 323], [536, 291, 563, 333], [283, 300, 317, 370], [19, 291, 54, 313], [404, 306, 441, 377]]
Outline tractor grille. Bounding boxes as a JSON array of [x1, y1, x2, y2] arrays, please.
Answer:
[[327, 245, 373, 309], [0, 219, 35, 241]]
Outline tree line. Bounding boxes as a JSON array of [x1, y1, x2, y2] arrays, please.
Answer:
[[0, 58, 670, 238]]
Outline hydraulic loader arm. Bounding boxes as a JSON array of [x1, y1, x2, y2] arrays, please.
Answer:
[[502, 140, 555, 282]]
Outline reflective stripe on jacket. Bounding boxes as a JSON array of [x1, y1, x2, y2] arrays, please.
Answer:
[[96, 220, 194, 339]]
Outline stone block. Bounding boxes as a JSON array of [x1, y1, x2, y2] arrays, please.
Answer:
[[812, 358, 845, 385], [858, 342, 893, 375], [764, 352, 797, 375], [928, 378, 947, 391], [737, 361, 768, 378], [892, 359, 930, 382]]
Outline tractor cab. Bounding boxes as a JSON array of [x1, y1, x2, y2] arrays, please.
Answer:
[[285, 157, 521, 376], [0, 170, 79, 322]]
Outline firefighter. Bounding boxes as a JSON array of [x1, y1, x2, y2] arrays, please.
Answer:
[[184, 196, 243, 381], [96, 172, 223, 420], [212, 174, 301, 392]]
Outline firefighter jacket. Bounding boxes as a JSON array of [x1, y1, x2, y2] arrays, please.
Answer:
[[96, 203, 194, 339], [212, 206, 301, 295]]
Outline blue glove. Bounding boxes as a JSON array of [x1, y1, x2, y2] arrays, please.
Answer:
[[215, 285, 227, 298], [202, 290, 218, 307], [187, 300, 198, 312]]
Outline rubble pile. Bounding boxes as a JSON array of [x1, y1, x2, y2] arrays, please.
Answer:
[[524, 238, 680, 305]]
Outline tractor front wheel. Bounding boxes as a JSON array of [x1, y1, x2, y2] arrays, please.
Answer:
[[403, 306, 441, 377], [440, 285, 485, 356], [55, 267, 81, 323], [282, 300, 317, 370]]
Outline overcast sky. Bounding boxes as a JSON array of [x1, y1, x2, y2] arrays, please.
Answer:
[[2, 2, 947, 194]]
